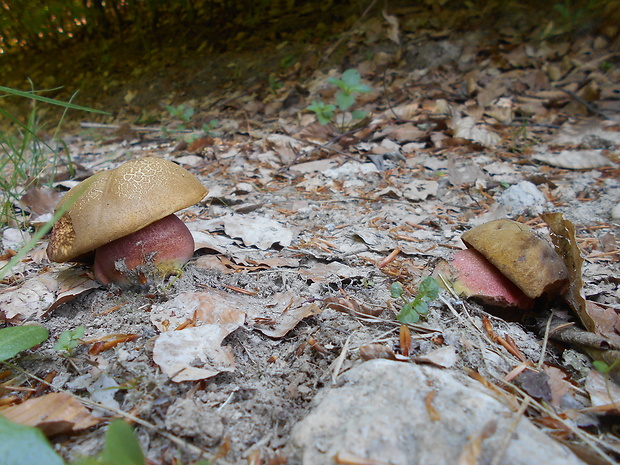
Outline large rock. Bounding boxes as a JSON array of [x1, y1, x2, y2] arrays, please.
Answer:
[[288, 360, 585, 465]]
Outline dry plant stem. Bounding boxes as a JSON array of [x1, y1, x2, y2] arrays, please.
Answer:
[[331, 334, 352, 384], [537, 311, 554, 370], [79, 122, 192, 133], [494, 375, 617, 465], [5, 363, 232, 465]]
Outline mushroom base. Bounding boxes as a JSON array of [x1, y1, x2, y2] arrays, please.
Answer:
[[93, 214, 195, 286]]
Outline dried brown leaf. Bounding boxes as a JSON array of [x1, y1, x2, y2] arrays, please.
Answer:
[[0, 392, 101, 436]]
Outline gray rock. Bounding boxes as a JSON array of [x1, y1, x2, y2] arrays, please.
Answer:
[[288, 360, 585, 465]]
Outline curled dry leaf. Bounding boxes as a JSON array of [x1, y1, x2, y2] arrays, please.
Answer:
[[0, 392, 101, 436], [324, 296, 382, 317], [540, 212, 594, 332]]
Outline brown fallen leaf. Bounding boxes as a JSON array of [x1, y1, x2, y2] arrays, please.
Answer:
[[0, 392, 101, 436], [541, 212, 620, 342]]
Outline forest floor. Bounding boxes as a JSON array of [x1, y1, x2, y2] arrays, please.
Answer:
[[1, 3, 620, 465]]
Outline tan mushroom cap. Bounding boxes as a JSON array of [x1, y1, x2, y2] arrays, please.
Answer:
[[461, 219, 568, 299], [47, 157, 207, 262]]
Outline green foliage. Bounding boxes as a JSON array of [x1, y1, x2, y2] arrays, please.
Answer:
[[0, 416, 65, 465], [307, 100, 336, 125], [53, 326, 85, 355], [391, 276, 440, 324], [71, 420, 145, 465], [327, 69, 372, 111], [165, 103, 194, 123], [0, 325, 49, 362], [99, 420, 145, 465], [202, 119, 219, 137], [0, 417, 146, 465], [306, 69, 371, 130]]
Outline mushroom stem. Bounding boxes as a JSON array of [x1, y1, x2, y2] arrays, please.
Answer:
[[93, 214, 195, 285]]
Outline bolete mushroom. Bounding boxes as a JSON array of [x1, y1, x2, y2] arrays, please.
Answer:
[[46, 157, 207, 285], [461, 219, 568, 299], [439, 219, 569, 310]]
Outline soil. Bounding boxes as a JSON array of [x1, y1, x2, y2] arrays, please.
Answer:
[[1, 3, 620, 465]]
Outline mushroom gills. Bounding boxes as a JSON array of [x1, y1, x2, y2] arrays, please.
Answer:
[[93, 214, 195, 285]]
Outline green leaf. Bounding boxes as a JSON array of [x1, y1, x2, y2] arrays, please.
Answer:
[[53, 326, 85, 353], [593, 361, 610, 374], [415, 301, 430, 316], [418, 276, 439, 302], [327, 77, 346, 90], [351, 83, 372, 94], [307, 100, 335, 125], [101, 420, 145, 465], [397, 301, 420, 324], [0, 415, 65, 465], [351, 110, 367, 121], [390, 282, 404, 299], [0, 326, 49, 362], [335, 92, 355, 111], [341, 69, 361, 87]]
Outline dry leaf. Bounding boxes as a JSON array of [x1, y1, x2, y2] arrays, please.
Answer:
[[150, 290, 246, 332], [382, 10, 400, 44], [532, 149, 612, 169], [541, 213, 595, 332], [414, 346, 458, 368], [254, 303, 321, 338], [452, 116, 501, 147], [153, 324, 238, 382], [223, 214, 294, 250], [0, 392, 101, 436]]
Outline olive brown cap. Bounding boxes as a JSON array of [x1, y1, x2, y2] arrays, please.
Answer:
[[47, 157, 207, 262]]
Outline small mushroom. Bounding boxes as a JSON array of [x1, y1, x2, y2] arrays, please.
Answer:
[[461, 219, 568, 299], [47, 157, 207, 285]]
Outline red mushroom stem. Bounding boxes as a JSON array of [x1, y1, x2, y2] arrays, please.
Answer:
[[93, 214, 195, 285]]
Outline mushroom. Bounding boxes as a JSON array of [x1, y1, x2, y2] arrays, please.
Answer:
[[46, 157, 207, 285], [438, 219, 569, 310], [461, 219, 568, 299]]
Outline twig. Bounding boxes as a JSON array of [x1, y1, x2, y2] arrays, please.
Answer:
[[537, 311, 554, 370], [554, 86, 614, 120]]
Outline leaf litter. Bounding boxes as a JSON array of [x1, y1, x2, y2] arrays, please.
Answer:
[[1, 5, 620, 465]]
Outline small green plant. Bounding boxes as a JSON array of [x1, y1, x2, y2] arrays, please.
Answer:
[[306, 68, 371, 130], [53, 326, 85, 355], [268, 74, 283, 93], [165, 103, 194, 124], [391, 276, 439, 324], [306, 100, 336, 125], [201, 118, 219, 137]]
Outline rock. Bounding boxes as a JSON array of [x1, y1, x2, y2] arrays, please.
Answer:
[[165, 398, 224, 447], [288, 360, 585, 465], [612, 202, 620, 220]]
